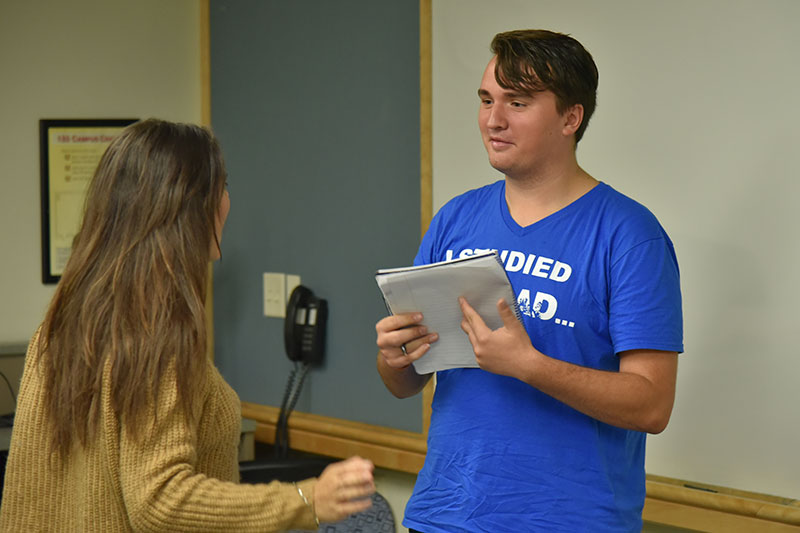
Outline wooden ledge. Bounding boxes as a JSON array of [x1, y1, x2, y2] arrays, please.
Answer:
[[646, 475, 800, 529], [243, 401, 800, 529], [241, 402, 426, 473]]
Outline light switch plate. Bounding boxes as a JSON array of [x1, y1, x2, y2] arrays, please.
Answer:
[[286, 274, 301, 301], [263, 272, 286, 317]]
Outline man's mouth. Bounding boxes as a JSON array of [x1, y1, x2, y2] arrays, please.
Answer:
[[489, 137, 513, 148]]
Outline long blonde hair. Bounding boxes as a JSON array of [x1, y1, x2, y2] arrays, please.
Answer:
[[39, 119, 227, 453]]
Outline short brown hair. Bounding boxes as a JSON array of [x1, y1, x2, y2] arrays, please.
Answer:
[[491, 29, 599, 143]]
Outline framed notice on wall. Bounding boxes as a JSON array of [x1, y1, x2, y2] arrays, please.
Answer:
[[39, 118, 137, 284]]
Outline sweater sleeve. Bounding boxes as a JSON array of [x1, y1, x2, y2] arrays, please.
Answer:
[[110, 364, 319, 532]]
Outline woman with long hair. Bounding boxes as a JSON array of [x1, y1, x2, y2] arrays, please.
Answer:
[[0, 119, 374, 532]]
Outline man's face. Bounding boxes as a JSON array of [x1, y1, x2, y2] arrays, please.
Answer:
[[478, 57, 572, 180]]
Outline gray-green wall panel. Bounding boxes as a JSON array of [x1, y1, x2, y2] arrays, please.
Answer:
[[210, 0, 422, 432]]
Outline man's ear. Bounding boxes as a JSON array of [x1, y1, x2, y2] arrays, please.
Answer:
[[562, 104, 584, 137]]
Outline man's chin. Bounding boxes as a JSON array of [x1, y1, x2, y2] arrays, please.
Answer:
[[487, 158, 511, 176]]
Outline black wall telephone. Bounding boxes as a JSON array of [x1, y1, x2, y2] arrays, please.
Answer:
[[276, 285, 327, 458], [283, 285, 328, 365]]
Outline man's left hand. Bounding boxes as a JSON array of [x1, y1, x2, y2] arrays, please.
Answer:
[[459, 296, 539, 379]]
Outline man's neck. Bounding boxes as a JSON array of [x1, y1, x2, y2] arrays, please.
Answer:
[[504, 163, 598, 227]]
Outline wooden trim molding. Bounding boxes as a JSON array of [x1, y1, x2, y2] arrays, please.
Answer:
[[242, 394, 800, 533], [644, 475, 800, 529], [241, 400, 800, 529], [244, 396, 800, 528], [199, 0, 211, 128], [200, 0, 214, 362], [243, 401, 800, 528], [242, 402, 426, 473], [419, 0, 432, 239], [418, 0, 434, 436]]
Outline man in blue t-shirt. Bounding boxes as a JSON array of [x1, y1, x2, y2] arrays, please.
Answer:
[[376, 30, 683, 532]]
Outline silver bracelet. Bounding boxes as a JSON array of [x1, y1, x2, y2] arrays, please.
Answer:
[[293, 482, 320, 527]]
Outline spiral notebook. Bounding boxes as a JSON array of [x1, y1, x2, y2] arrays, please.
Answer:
[[375, 251, 521, 374]]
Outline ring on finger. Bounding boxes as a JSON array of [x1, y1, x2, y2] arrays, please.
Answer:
[[400, 344, 408, 356]]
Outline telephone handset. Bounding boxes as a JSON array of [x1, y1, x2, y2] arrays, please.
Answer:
[[283, 285, 328, 365]]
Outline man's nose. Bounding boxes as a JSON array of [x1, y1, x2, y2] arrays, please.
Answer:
[[486, 104, 506, 129]]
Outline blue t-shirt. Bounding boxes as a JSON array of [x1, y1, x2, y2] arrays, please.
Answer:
[[403, 181, 683, 533]]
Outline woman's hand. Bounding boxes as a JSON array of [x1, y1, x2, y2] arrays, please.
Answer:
[[313, 456, 375, 523]]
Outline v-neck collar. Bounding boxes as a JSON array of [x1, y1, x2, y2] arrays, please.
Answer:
[[499, 180, 606, 235]]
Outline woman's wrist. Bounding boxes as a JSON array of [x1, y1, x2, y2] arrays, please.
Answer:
[[293, 481, 319, 527]]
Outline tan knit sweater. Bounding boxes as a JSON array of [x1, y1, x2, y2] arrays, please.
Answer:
[[0, 332, 318, 532]]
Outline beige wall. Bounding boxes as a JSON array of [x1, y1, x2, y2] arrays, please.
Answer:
[[0, 0, 203, 345]]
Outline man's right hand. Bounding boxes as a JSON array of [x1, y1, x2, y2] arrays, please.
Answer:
[[375, 313, 437, 398], [375, 313, 438, 369]]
